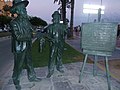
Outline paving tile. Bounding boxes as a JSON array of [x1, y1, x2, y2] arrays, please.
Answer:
[[53, 81, 72, 90], [31, 78, 52, 90], [34, 67, 48, 78], [71, 84, 89, 90]]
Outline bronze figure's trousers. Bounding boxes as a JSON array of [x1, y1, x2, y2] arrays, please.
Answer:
[[12, 42, 36, 86], [48, 44, 63, 73]]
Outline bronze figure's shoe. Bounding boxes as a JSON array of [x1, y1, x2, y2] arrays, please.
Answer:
[[46, 71, 54, 78], [15, 85, 21, 90], [29, 77, 42, 82], [57, 68, 64, 73]]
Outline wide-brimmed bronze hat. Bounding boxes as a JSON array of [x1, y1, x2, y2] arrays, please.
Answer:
[[10, 0, 29, 13]]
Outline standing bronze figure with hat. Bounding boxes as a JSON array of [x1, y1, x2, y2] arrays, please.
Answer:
[[10, 0, 41, 89]]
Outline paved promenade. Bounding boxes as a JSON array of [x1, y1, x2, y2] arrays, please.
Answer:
[[2, 62, 120, 90]]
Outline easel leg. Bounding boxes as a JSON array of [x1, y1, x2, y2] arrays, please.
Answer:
[[79, 54, 88, 83], [93, 55, 98, 76], [105, 56, 111, 90]]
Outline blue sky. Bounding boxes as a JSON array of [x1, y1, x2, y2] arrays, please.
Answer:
[[27, 0, 120, 26]]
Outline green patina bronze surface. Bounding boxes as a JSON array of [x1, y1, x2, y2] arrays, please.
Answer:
[[41, 11, 67, 78], [81, 22, 118, 56], [10, 0, 41, 90]]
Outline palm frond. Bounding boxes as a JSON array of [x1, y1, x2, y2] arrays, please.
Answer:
[[54, 0, 59, 3]]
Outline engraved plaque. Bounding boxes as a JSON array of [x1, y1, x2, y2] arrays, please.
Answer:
[[81, 23, 118, 56]]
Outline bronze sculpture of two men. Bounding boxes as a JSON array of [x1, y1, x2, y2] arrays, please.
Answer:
[[10, 0, 67, 90]]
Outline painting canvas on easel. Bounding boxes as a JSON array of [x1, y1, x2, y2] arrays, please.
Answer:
[[81, 23, 118, 56]]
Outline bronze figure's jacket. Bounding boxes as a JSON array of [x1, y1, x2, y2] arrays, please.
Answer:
[[10, 17, 33, 53]]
